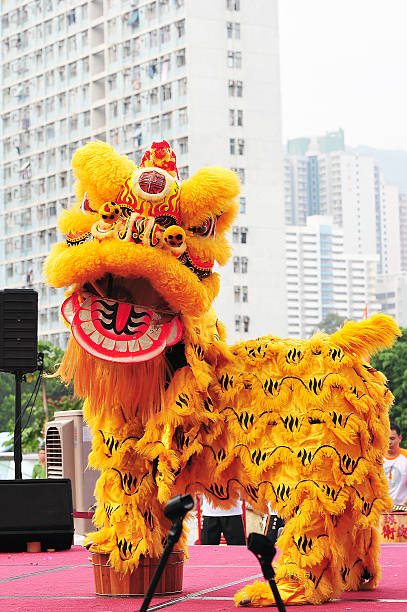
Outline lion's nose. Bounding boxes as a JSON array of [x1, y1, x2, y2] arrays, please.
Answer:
[[163, 225, 186, 254]]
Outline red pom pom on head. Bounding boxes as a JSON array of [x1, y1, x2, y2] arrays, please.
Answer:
[[140, 140, 179, 179]]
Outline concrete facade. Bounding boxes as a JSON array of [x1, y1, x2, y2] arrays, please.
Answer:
[[286, 216, 380, 338], [1, 0, 286, 346]]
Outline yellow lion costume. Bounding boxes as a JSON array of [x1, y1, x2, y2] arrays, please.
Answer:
[[45, 140, 400, 607]]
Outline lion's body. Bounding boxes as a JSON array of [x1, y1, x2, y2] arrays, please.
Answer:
[[46, 140, 400, 606]]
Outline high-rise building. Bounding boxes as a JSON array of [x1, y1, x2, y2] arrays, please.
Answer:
[[399, 192, 407, 272], [286, 136, 406, 275], [286, 128, 345, 157], [286, 216, 380, 338], [286, 150, 378, 259], [376, 273, 407, 326], [374, 169, 401, 276], [1, 0, 286, 347]]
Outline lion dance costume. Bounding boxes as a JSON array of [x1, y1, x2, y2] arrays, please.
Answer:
[[45, 140, 400, 606]]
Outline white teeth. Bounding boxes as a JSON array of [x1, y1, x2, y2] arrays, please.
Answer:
[[102, 337, 115, 350], [128, 339, 140, 352], [139, 335, 153, 350], [79, 309, 91, 322], [166, 318, 182, 345], [82, 321, 96, 335], [90, 331, 104, 344], [115, 341, 128, 352], [146, 324, 161, 340]]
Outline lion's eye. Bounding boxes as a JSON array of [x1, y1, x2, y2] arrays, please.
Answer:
[[155, 215, 177, 228], [190, 217, 216, 237]]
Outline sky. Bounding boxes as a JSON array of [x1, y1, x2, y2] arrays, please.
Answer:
[[277, 0, 407, 151]]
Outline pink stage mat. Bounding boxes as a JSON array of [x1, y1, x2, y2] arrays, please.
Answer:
[[0, 543, 406, 611]]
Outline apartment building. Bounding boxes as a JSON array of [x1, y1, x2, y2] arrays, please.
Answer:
[[399, 191, 407, 272], [376, 273, 407, 326], [1, 0, 286, 347], [286, 216, 379, 338]]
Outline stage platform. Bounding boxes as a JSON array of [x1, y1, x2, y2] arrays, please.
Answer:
[[0, 544, 406, 611]]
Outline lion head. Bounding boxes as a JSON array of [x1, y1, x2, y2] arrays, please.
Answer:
[[44, 140, 240, 365]]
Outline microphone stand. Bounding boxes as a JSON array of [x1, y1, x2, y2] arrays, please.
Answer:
[[139, 494, 193, 612], [247, 532, 286, 612]]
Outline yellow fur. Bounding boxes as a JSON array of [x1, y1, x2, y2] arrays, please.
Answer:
[[72, 141, 136, 210], [45, 140, 400, 606]]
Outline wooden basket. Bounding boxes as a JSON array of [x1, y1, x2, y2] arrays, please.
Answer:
[[379, 512, 407, 543], [91, 550, 184, 597]]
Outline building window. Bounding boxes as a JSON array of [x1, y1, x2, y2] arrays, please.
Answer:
[[228, 80, 243, 96], [241, 256, 248, 273], [233, 256, 240, 273], [232, 226, 239, 242], [176, 48, 186, 67], [240, 197, 246, 214], [243, 315, 250, 333], [231, 167, 245, 184], [175, 19, 185, 38], [238, 138, 245, 154], [68, 62, 77, 78], [227, 22, 241, 38], [178, 136, 188, 154], [160, 24, 170, 44], [162, 83, 172, 101], [234, 286, 241, 302], [228, 79, 243, 98], [235, 315, 241, 333], [227, 0, 240, 10], [229, 138, 235, 155], [178, 106, 188, 126], [179, 166, 189, 180], [242, 286, 248, 302], [162, 112, 172, 130], [151, 115, 160, 134], [240, 227, 247, 243], [178, 77, 187, 96], [227, 51, 242, 68]]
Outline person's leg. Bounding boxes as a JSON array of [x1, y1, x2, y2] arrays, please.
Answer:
[[264, 513, 285, 543], [221, 514, 246, 545], [201, 516, 222, 545]]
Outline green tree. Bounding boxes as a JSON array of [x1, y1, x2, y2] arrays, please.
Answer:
[[313, 312, 347, 336], [371, 327, 407, 441], [1, 340, 82, 452]]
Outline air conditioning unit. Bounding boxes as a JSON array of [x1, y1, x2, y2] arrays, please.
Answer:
[[45, 410, 98, 536]]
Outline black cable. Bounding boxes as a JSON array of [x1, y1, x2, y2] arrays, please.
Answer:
[[13, 354, 44, 445], [14, 366, 42, 428], [21, 372, 42, 432]]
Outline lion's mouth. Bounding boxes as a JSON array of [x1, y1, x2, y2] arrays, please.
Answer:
[[61, 275, 182, 363]]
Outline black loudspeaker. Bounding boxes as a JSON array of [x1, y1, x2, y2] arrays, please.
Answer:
[[0, 479, 74, 552], [0, 289, 38, 373]]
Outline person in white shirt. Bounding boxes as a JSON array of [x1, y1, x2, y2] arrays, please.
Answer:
[[201, 495, 246, 545], [383, 422, 407, 506]]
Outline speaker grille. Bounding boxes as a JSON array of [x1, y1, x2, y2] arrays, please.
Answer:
[[0, 289, 38, 373], [46, 426, 63, 478]]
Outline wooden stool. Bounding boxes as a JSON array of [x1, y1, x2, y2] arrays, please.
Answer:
[[91, 550, 184, 596]]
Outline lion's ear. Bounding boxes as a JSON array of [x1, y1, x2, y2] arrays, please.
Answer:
[[72, 141, 136, 211], [58, 205, 95, 236], [179, 166, 240, 234]]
